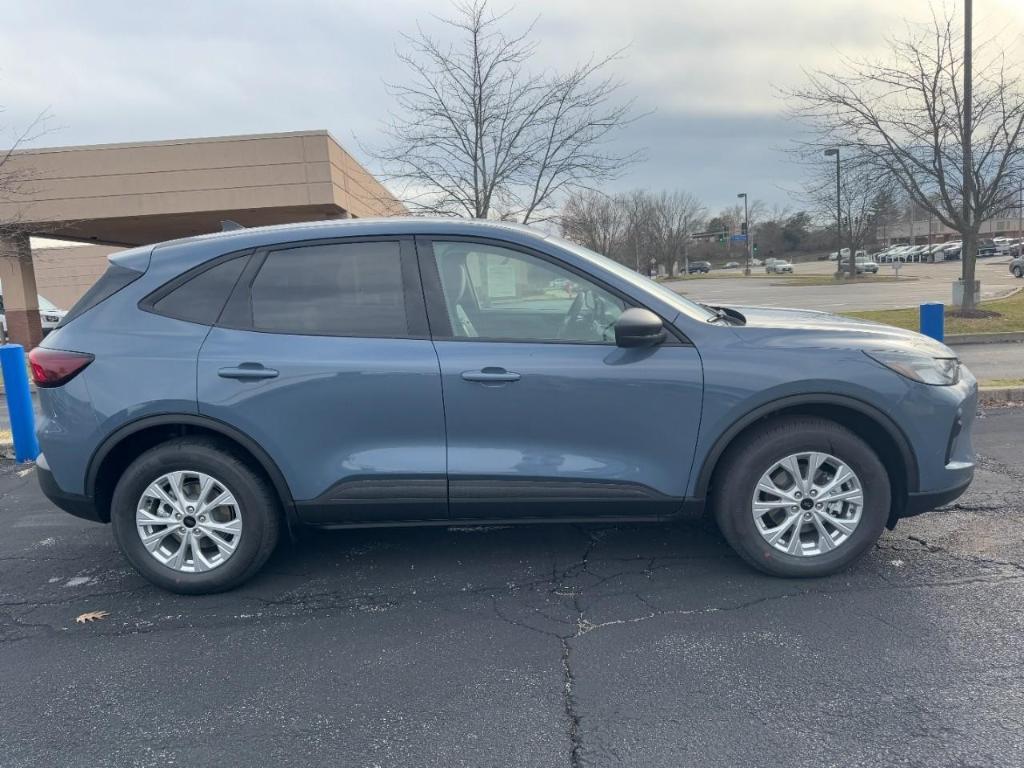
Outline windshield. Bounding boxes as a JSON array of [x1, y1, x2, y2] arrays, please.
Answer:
[[547, 235, 718, 322]]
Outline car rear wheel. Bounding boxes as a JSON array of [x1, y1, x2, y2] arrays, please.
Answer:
[[111, 437, 280, 594], [1013, 265, 1023, 278], [713, 417, 890, 577]]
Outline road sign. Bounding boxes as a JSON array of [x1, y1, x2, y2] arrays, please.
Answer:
[[730, 234, 747, 242]]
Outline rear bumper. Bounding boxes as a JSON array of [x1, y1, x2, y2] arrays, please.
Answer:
[[36, 453, 104, 523]]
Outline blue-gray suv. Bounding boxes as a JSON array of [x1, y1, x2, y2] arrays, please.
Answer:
[[32, 219, 976, 593]]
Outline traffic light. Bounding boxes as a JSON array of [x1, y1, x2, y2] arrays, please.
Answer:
[[753, 242, 759, 253], [741, 222, 748, 235], [717, 231, 726, 243]]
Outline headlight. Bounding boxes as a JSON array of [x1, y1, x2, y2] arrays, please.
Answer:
[[864, 350, 960, 386]]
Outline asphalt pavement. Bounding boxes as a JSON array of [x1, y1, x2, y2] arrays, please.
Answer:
[[1, 409, 1023, 767]]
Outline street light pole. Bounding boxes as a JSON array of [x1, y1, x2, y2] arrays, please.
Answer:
[[824, 149, 846, 277], [737, 192, 750, 275]]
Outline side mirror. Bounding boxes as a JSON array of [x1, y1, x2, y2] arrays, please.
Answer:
[[614, 308, 666, 348]]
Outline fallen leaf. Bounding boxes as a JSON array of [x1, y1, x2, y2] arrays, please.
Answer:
[[75, 610, 109, 624]]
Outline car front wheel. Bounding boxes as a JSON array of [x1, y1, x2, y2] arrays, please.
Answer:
[[1013, 265, 1023, 278], [713, 417, 890, 577], [111, 437, 281, 594]]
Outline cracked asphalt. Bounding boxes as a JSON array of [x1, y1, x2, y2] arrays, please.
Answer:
[[1, 409, 1023, 767]]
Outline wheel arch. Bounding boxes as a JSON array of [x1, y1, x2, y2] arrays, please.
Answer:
[[86, 414, 297, 527], [694, 394, 918, 525]]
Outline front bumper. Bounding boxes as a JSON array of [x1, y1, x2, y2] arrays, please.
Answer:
[[36, 453, 103, 523]]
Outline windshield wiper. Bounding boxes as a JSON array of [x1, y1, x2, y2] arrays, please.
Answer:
[[701, 304, 746, 326]]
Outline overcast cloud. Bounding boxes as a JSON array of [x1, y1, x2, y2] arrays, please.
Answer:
[[2, 0, 1022, 213]]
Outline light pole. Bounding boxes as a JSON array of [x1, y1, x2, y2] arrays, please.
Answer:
[[824, 149, 849, 278], [737, 192, 751, 275]]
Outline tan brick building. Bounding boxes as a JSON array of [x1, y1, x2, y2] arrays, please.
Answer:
[[0, 130, 404, 346]]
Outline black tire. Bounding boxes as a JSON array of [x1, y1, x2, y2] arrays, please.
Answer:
[[111, 437, 281, 594], [712, 416, 890, 578], [1013, 265, 1023, 278]]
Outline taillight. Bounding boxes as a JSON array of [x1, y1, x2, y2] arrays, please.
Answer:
[[28, 347, 94, 388]]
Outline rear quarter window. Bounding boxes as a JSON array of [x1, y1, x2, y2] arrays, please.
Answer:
[[148, 255, 247, 325]]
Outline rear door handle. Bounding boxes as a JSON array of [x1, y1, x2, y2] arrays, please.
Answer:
[[461, 367, 521, 383], [218, 364, 279, 381]]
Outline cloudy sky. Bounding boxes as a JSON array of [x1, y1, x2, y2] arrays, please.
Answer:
[[2, 0, 1023, 214]]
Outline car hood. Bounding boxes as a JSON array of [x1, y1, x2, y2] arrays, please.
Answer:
[[727, 305, 957, 357]]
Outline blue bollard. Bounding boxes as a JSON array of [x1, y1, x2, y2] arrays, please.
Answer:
[[0, 344, 40, 462], [920, 302, 945, 342]]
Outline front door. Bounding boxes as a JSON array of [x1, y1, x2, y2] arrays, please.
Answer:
[[198, 237, 447, 524], [419, 237, 703, 520]]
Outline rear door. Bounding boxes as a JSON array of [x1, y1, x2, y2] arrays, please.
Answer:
[[197, 237, 447, 524], [418, 236, 704, 520]]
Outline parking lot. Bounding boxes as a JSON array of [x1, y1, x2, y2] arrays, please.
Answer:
[[1, 407, 1022, 767], [668, 257, 1021, 311]]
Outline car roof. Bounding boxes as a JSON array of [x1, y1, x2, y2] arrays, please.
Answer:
[[154, 216, 549, 251]]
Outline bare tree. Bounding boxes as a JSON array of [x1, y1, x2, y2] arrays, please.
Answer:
[[798, 150, 897, 273], [787, 6, 1024, 309], [648, 191, 707, 275], [374, 0, 642, 223], [0, 108, 51, 238], [560, 190, 625, 256]]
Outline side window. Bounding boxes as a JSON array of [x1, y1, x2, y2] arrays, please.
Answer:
[[431, 241, 625, 343], [151, 255, 247, 325], [250, 241, 407, 337]]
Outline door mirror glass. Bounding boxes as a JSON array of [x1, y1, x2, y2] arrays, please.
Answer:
[[614, 308, 665, 348]]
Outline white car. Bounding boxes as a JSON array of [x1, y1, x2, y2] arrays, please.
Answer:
[[0, 293, 67, 336], [765, 259, 794, 274]]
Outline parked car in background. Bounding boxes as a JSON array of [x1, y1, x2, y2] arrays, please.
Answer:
[[723, 261, 741, 269], [0, 292, 67, 337], [688, 260, 711, 274], [840, 255, 880, 274], [978, 239, 999, 258], [765, 259, 794, 274], [1011, 256, 1023, 278], [33, 218, 977, 593], [940, 242, 963, 260], [993, 237, 1014, 255]]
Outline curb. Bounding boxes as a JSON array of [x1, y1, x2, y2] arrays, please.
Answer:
[[978, 387, 1024, 406], [947, 331, 1024, 346]]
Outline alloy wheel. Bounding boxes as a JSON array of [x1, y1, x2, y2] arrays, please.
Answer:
[[135, 471, 243, 573], [751, 452, 864, 557]]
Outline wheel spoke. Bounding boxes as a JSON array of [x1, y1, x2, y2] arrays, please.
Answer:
[[141, 526, 178, 549], [811, 514, 836, 551], [144, 482, 180, 513], [198, 490, 235, 517], [137, 508, 174, 527], [764, 512, 801, 547], [199, 518, 241, 536], [819, 511, 857, 536], [190, 535, 208, 573], [167, 533, 190, 570], [757, 480, 795, 502], [785, 520, 804, 555], [826, 488, 863, 505], [817, 467, 855, 498], [205, 528, 238, 556], [781, 455, 805, 492]]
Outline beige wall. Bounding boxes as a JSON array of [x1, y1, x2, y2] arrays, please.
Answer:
[[0, 131, 405, 245], [31, 244, 121, 308]]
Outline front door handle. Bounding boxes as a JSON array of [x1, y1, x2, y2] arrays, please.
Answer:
[[218, 364, 279, 381], [461, 367, 521, 383]]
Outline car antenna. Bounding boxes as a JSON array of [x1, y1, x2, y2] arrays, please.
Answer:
[[220, 220, 245, 232]]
